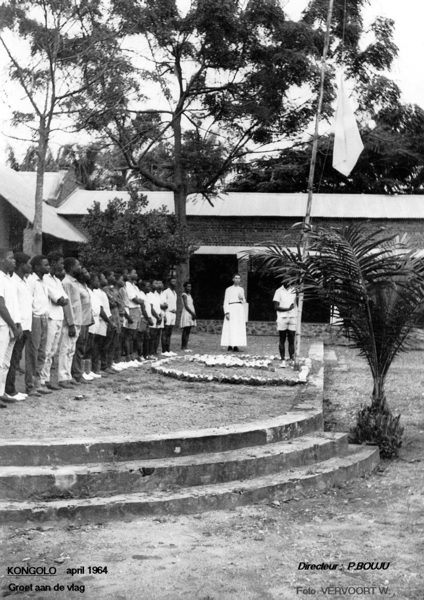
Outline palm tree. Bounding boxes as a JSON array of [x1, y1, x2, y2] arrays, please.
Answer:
[[252, 223, 424, 458]]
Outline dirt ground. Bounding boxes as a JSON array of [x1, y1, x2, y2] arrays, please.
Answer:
[[1, 336, 423, 599], [0, 334, 307, 440]]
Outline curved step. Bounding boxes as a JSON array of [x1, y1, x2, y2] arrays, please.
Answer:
[[0, 433, 348, 501], [0, 446, 379, 523], [0, 411, 323, 467]]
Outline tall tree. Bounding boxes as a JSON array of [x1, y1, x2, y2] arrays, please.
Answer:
[[0, 0, 125, 254], [78, 0, 398, 288]]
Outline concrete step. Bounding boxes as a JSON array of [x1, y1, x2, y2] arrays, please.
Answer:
[[324, 349, 338, 365], [0, 445, 379, 523], [0, 433, 348, 501], [0, 411, 324, 467]]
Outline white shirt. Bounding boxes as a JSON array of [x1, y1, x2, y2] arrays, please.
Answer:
[[273, 285, 297, 320], [163, 287, 177, 326], [156, 291, 166, 328], [93, 288, 111, 336], [147, 291, 161, 327], [44, 274, 68, 320], [26, 273, 49, 317], [139, 290, 151, 319], [126, 281, 140, 309], [88, 289, 102, 335], [0, 271, 21, 327], [11, 273, 32, 331]]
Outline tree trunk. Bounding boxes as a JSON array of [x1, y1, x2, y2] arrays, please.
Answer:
[[28, 117, 48, 256], [174, 188, 190, 325], [172, 106, 190, 324], [371, 375, 389, 414]]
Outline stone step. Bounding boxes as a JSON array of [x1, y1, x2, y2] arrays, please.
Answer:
[[0, 411, 324, 467], [324, 349, 338, 365], [0, 446, 379, 523], [0, 433, 348, 501]]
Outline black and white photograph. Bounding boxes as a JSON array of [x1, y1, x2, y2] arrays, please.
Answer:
[[0, 0, 423, 598]]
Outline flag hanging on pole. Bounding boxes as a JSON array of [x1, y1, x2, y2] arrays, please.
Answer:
[[332, 73, 364, 177]]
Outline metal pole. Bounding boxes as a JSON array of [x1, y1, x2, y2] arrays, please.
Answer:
[[294, 0, 335, 367]]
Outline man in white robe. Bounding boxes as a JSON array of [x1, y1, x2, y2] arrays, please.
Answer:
[[220, 274, 246, 351]]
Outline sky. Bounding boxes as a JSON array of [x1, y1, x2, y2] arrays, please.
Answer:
[[284, 0, 424, 106], [0, 0, 423, 164]]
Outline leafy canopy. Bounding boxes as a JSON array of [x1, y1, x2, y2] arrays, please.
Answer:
[[79, 0, 394, 203], [79, 193, 198, 278], [253, 223, 424, 384], [228, 91, 424, 195]]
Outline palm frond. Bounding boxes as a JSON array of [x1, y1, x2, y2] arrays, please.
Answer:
[[252, 223, 424, 384]]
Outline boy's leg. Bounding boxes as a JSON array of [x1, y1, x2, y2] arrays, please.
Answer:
[[278, 329, 287, 360], [287, 329, 296, 360]]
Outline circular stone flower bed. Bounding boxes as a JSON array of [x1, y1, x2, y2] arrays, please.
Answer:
[[151, 354, 311, 386]]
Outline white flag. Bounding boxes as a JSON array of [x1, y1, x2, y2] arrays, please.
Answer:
[[332, 74, 364, 176]]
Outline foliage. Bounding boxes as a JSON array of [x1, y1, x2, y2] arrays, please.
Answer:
[[228, 95, 424, 195], [252, 223, 424, 456], [350, 403, 403, 460], [0, 0, 128, 252], [77, 0, 398, 209], [79, 193, 197, 279], [7, 142, 136, 191]]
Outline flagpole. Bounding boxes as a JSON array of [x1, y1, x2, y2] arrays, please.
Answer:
[[294, 0, 335, 368]]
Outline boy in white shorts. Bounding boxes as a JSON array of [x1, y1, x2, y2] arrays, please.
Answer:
[[273, 284, 297, 366]]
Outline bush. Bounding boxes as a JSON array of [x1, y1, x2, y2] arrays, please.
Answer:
[[349, 402, 404, 459]]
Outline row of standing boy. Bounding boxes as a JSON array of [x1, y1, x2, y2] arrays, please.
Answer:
[[0, 247, 197, 407]]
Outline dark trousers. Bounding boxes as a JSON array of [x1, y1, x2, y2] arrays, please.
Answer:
[[105, 326, 119, 369], [137, 329, 150, 359], [162, 325, 174, 352], [5, 330, 30, 395], [25, 316, 48, 390], [181, 326, 191, 350], [91, 333, 107, 373], [148, 328, 160, 356], [122, 327, 135, 361], [114, 330, 123, 363], [72, 325, 90, 381], [279, 329, 295, 360]]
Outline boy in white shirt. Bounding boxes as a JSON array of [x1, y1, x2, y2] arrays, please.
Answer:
[[0, 249, 22, 406], [5, 252, 31, 400], [273, 283, 297, 367]]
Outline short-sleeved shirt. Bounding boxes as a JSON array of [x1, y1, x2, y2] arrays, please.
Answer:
[[273, 285, 297, 322], [26, 273, 49, 317], [94, 288, 111, 336], [44, 274, 68, 321], [0, 271, 21, 326], [147, 291, 161, 327], [138, 290, 151, 319], [126, 281, 140, 309], [88, 289, 102, 335], [163, 287, 177, 326]]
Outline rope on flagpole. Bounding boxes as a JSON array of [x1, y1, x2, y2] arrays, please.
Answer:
[[294, 0, 335, 369]]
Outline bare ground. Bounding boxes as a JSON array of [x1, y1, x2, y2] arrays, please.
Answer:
[[0, 334, 305, 440], [1, 336, 423, 599]]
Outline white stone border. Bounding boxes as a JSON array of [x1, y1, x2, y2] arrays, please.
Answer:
[[151, 354, 311, 386]]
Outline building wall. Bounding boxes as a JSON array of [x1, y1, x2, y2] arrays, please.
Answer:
[[188, 216, 424, 246]]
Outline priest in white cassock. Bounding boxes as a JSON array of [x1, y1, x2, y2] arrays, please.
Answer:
[[220, 274, 247, 351]]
